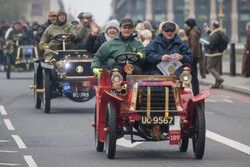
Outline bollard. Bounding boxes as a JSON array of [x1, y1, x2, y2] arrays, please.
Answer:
[[230, 43, 236, 76]]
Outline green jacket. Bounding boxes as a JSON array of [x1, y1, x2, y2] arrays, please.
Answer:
[[91, 33, 146, 69], [40, 22, 76, 49]]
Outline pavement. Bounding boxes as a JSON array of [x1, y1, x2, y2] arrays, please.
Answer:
[[198, 60, 250, 96]]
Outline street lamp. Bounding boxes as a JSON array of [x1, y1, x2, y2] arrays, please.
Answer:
[[218, 0, 225, 32]]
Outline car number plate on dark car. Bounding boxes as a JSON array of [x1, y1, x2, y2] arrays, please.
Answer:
[[141, 116, 174, 125]]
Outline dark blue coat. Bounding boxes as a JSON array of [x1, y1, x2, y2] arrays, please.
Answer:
[[146, 33, 193, 75]]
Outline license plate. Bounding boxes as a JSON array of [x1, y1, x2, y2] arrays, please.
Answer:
[[63, 82, 71, 93], [141, 116, 174, 125]]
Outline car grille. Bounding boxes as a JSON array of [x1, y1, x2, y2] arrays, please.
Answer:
[[136, 86, 176, 116], [66, 62, 93, 77]]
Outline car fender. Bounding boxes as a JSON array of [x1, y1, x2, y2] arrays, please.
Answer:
[[185, 90, 210, 130], [40, 62, 54, 70], [97, 90, 123, 142]]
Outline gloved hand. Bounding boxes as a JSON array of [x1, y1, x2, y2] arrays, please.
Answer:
[[137, 52, 143, 59], [93, 68, 103, 78]]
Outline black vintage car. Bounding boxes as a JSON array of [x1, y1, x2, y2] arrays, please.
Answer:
[[5, 39, 38, 79], [30, 34, 96, 113]]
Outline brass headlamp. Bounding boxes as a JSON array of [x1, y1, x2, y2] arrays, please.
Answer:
[[111, 68, 123, 89], [180, 67, 192, 87]]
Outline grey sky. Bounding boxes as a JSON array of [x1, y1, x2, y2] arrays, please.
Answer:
[[62, 0, 112, 26]]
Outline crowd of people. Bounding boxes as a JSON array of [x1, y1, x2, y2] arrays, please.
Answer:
[[1, 9, 250, 90]]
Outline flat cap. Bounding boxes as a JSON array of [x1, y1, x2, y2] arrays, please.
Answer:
[[120, 18, 133, 27], [48, 11, 57, 17], [82, 12, 93, 18], [162, 22, 176, 31], [77, 12, 84, 18]]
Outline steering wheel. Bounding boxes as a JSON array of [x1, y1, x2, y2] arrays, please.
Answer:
[[53, 33, 73, 42], [114, 52, 141, 65]]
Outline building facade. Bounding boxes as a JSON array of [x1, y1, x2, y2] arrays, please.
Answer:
[[111, 0, 250, 43], [25, 0, 64, 24]]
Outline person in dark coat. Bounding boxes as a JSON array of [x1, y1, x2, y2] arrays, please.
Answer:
[[35, 11, 57, 43], [146, 21, 193, 75], [203, 21, 224, 88], [86, 19, 119, 54], [241, 22, 250, 77], [184, 18, 201, 95]]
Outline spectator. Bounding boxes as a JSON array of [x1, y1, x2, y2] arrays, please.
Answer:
[[77, 12, 84, 23], [140, 29, 152, 47], [143, 20, 156, 39], [241, 21, 250, 77], [178, 29, 187, 43], [184, 18, 201, 95], [86, 19, 119, 54], [203, 21, 224, 88]]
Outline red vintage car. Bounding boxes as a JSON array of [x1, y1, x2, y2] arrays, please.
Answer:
[[93, 52, 210, 159]]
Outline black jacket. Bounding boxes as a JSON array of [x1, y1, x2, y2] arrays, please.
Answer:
[[204, 28, 223, 57], [86, 32, 106, 54], [35, 20, 51, 43], [146, 33, 193, 75]]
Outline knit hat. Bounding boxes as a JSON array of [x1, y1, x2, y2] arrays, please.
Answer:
[[105, 20, 119, 32]]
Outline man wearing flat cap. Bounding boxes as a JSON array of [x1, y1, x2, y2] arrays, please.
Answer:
[[40, 10, 76, 51], [92, 18, 146, 78], [76, 12, 101, 49], [35, 11, 57, 43], [146, 21, 193, 75], [77, 12, 84, 23]]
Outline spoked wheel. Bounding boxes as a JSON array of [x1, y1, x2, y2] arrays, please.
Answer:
[[179, 135, 189, 152], [34, 72, 41, 109], [95, 104, 104, 152], [192, 103, 206, 159], [105, 102, 117, 159], [43, 69, 51, 113], [6, 55, 11, 79]]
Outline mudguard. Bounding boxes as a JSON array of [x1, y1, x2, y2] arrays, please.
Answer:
[[40, 62, 54, 70], [97, 90, 123, 142]]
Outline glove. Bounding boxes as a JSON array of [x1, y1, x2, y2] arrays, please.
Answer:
[[137, 52, 143, 59], [93, 68, 103, 78]]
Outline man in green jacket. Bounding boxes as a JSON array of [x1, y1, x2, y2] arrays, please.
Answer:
[[91, 18, 145, 78], [76, 12, 101, 49], [40, 10, 76, 51]]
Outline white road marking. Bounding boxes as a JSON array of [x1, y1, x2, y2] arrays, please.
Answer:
[[0, 140, 10, 143], [0, 163, 20, 166], [24, 156, 37, 167], [4, 119, 15, 130], [206, 130, 250, 156], [0, 105, 8, 115], [117, 138, 143, 148], [0, 150, 18, 153], [11, 135, 27, 149], [223, 99, 233, 103]]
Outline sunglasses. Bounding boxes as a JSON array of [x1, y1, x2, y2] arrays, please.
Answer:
[[164, 29, 175, 32]]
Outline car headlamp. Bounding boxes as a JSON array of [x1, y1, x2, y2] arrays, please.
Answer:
[[56, 60, 67, 76], [180, 67, 192, 87], [111, 68, 123, 89]]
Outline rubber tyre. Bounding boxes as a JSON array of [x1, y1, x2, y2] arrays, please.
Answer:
[[95, 104, 104, 152], [43, 69, 51, 113], [6, 55, 11, 79], [179, 135, 189, 152], [192, 103, 206, 159], [105, 102, 117, 159], [34, 72, 41, 109]]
